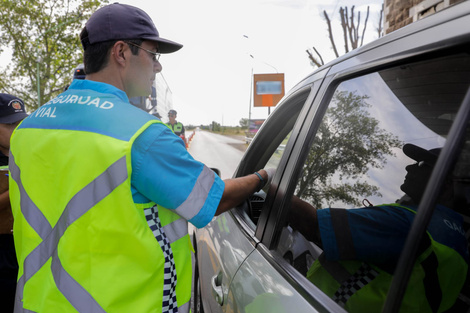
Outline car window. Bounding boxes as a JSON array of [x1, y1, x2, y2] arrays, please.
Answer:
[[236, 87, 314, 227], [265, 132, 292, 169], [276, 52, 470, 312]]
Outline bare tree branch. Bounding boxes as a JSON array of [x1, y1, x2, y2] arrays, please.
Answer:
[[324, 10, 339, 58], [354, 11, 361, 49], [313, 47, 325, 65], [360, 6, 370, 47], [306, 49, 323, 68], [309, 5, 380, 68], [339, 7, 349, 54], [377, 4, 383, 37], [349, 6, 357, 49]]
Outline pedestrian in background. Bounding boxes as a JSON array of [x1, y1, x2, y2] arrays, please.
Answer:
[[9, 3, 273, 312], [0, 93, 28, 313]]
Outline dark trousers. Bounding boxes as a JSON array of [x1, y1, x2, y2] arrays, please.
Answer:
[[0, 234, 18, 313]]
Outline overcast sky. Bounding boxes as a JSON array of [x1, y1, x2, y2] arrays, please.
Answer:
[[118, 0, 384, 126], [2, 0, 384, 126]]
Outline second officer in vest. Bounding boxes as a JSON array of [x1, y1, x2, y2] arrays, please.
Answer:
[[167, 109, 186, 147], [167, 110, 185, 137]]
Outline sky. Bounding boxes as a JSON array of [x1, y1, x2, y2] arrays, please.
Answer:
[[1, 0, 384, 126], [117, 0, 384, 126]]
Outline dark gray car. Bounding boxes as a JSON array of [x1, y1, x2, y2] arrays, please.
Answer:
[[193, 2, 470, 312]]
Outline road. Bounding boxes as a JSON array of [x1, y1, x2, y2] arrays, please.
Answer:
[[188, 130, 247, 179]]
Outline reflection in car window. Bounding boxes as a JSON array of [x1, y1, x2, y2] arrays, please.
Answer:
[[279, 53, 470, 312]]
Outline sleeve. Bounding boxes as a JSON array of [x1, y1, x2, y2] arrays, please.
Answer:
[[131, 123, 225, 228], [317, 206, 413, 265]]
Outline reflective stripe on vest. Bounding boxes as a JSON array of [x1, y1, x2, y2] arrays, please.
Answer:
[[11, 153, 127, 313]]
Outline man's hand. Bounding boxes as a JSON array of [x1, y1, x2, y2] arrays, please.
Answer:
[[215, 168, 273, 216], [262, 168, 276, 192]]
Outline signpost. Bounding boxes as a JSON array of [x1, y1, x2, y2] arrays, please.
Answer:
[[253, 73, 285, 112], [246, 73, 284, 144]]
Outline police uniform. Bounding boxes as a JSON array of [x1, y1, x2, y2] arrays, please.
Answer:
[[308, 204, 469, 312], [167, 121, 185, 137], [9, 79, 224, 312], [0, 93, 27, 313]]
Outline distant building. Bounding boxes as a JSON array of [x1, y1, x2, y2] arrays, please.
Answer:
[[129, 73, 174, 118], [384, 0, 467, 34]]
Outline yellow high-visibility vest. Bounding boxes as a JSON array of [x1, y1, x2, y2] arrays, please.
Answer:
[[10, 101, 191, 312]]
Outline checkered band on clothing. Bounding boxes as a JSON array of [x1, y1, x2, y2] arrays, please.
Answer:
[[332, 263, 379, 306], [145, 205, 179, 313]]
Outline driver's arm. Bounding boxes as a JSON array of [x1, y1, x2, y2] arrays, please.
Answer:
[[215, 169, 268, 216], [288, 196, 321, 246]]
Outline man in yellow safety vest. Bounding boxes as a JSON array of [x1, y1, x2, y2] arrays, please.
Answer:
[[9, 3, 274, 312]]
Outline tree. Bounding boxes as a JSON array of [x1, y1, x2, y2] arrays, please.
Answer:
[[296, 90, 402, 208], [306, 5, 384, 68], [0, 0, 108, 111], [239, 118, 249, 128], [211, 121, 221, 132]]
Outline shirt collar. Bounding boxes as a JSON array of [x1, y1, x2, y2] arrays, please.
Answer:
[[68, 80, 130, 104]]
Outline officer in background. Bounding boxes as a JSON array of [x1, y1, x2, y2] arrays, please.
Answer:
[[167, 109, 186, 147], [167, 109, 186, 141], [288, 143, 468, 312], [0, 93, 28, 313], [9, 3, 274, 312]]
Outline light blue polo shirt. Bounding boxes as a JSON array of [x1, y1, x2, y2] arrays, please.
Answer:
[[25, 79, 224, 228], [317, 203, 469, 273]]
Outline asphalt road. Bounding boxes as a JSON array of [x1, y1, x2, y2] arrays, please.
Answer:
[[188, 130, 247, 179]]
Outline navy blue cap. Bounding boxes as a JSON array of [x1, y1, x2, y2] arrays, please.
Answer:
[[403, 144, 441, 167], [82, 3, 182, 53], [0, 93, 28, 123], [168, 110, 177, 115]]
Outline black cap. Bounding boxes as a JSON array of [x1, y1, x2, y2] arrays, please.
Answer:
[[403, 143, 441, 167], [168, 109, 177, 115], [0, 93, 28, 124], [82, 3, 182, 53]]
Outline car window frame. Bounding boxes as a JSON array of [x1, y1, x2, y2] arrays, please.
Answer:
[[230, 67, 329, 234], [261, 45, 470, 313]]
